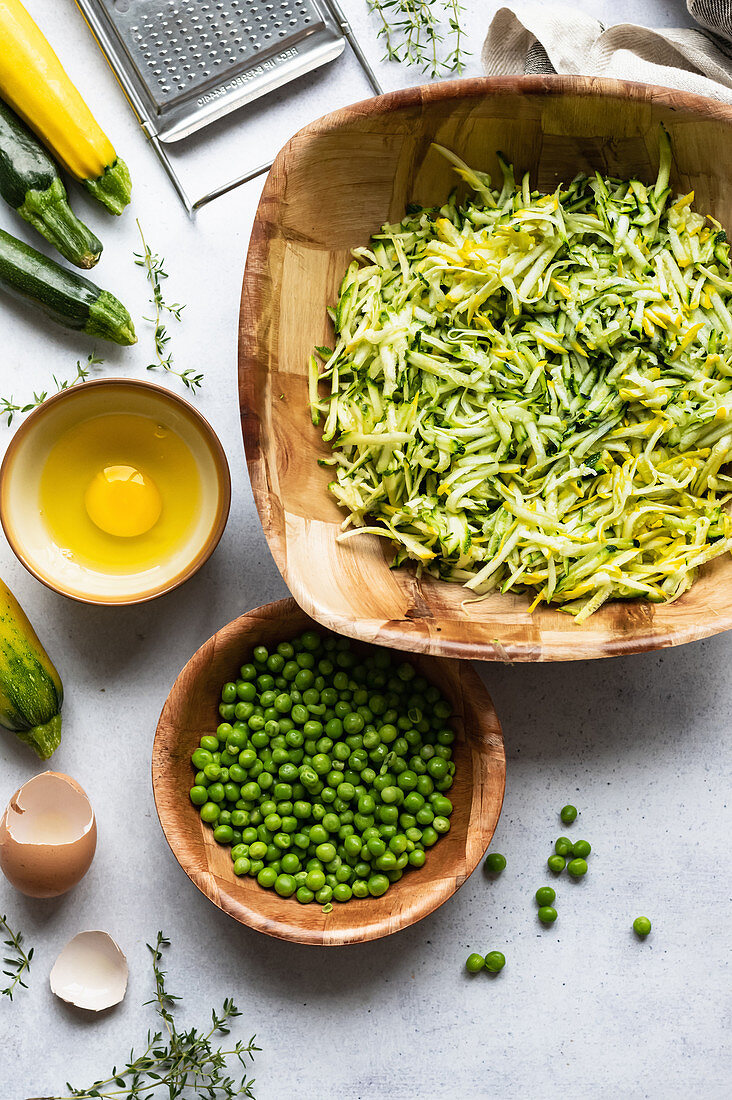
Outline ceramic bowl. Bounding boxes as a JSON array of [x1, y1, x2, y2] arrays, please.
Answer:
[[152, 598, 505, 945], [0, 378, 230, 604], [239, 75, 732, 660]]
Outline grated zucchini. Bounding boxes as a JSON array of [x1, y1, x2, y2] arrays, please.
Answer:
[[310, 130, 732, 622]]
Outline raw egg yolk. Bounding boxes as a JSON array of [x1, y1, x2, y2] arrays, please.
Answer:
[[84, 465, 162, 538]]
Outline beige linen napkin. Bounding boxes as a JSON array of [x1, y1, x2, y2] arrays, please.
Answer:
[[482, 2, 732, 103]]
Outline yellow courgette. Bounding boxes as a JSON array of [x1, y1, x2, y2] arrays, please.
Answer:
[[0, 0, 131, 214], [0, 578, 63, 759]]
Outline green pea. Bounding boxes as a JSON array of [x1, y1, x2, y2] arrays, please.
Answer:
[[233, 857, 251, 876], [306, 868, 326, 891], [465, 953, 484, 974], [296, 886, 314, 904], [189, 785, 208, 806], [315, 842, 336, 863], [538, 906, 558, 924], [200, 802, 220, 824], [274, 873, 297, 897], [555, 837, 573, 857], [408, 848, 426, 868], [367, 874, 389, 897], [547, 855, 566, 874], [484, 951, 505, 973], [213, 825, 234, 845], [572, 839, 591, 859], [200, 736, 219, 752], [257, 866, 277, 888], [191, 748, 213, 770], [485, 852, 506, 874], [567, 858, 588, 878], [633, 916, 652, 937], [560, 804, 578, 824], [426, 756, 448, 780], [535, 886, 556, 906]]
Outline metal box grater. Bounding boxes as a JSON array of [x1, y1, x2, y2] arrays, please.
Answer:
[[75, 0, 381, 210]]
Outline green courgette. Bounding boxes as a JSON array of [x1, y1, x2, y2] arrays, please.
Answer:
[[0, 578, 63, 759], [0, 227, 135, 344], [0, 98, 102, 269]]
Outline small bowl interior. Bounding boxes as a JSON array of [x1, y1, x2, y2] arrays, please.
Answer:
[[153, 598, 505, 946], [0, 380, 230, 604]]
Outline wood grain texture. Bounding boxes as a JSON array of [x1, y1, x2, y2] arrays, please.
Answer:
[[239, 75, 732, 660], [152, 598, 505, 945]]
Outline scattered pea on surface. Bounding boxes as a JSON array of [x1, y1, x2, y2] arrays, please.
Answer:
[[538, 906, 558, 924], [535, 886, 556, 906], [484, 951, 506, 973], [189, 630, 457, 905], [567, 857, 588, 878], [572, 839, 591, 859], [560, 804, 578, 823], [484, 852, 507, 874], [547, 854, 566, 874], [633, 916, 652, 937], [554, 836, 573, 857], [465, 952, 485, 974]]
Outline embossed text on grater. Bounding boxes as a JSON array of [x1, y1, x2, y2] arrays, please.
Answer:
[[76, 0, 346, 141]]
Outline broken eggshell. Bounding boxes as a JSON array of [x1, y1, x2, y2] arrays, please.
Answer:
[[50, 930, 128, 1011], [0, 771, 96, 897]]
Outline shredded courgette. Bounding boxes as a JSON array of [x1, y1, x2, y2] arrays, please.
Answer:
[[310, 131, 732, 621]]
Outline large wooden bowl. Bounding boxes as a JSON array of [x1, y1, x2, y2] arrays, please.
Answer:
[[239, 75, 732, 660], [153, 598, 505, 945]]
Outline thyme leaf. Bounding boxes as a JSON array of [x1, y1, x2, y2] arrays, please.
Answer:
[[0, 352, 105, 427], [134, 222, 202, 392], [368, 0, 469, 77], [1, 913, 33, 1000]]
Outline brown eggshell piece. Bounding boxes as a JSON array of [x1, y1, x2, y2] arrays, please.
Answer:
[[0, 771, 97, 897]]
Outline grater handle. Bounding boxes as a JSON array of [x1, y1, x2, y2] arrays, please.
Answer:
[[324, 0, 384, 96], [193, 160, 274, 212], [144, 126, 194, 215]]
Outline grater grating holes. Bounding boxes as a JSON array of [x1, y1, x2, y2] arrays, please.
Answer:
[[129, 0, 314, 98]]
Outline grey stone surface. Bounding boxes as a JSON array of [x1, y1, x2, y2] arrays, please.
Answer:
[[1, 2, 729, 1098]]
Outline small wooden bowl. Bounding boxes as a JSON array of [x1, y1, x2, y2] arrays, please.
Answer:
[[239, 75, 732, 660], [153, 598, 505, 945]]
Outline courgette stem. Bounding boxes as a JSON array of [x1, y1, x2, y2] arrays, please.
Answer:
[[84, 158, 132, 216], [87, 290, 136, 345], [14, 713, 62, 760], [18, 177, 102, 268]]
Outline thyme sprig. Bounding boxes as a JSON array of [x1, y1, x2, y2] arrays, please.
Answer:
[[134, 222, 202, 392], [1, 913, 33, 1000], [368, 0, 468, 76], [0, 352, 104, 427], [30, 932, 259, 1099]]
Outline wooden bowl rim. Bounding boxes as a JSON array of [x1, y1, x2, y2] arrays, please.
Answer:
[[239, 76, 732, 661], [152, 598, 506, 945], [267, 74, 732, 147]]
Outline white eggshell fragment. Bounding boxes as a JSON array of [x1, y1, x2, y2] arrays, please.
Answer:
[[0, 772, 96, 897], [50, 931, 128, 1011]]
